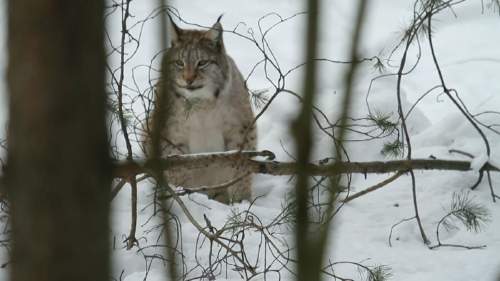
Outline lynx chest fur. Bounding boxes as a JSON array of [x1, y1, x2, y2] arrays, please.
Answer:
[[149, 16, 257, 204]]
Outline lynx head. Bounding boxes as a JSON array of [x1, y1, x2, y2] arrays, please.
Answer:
[[165, 15, 229, 101]]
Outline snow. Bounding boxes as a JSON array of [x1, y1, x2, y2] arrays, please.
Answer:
[[1, 0, 500, 281]]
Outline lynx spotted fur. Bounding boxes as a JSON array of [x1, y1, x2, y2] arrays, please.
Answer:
[[148, 16, 257, 204]]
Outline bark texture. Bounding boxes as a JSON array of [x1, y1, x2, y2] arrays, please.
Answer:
[[113, 151, 500, 178], [6, 1, 110, 281]]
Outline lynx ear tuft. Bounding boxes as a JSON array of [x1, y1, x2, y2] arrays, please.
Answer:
[[205, 15, 224, 48], [167, 14, 181, 46]]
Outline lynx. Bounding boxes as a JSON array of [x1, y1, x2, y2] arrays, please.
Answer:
[[147, 16, 257, 204]]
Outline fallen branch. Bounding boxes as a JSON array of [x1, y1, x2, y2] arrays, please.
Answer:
[[113, 150, 500, 179]]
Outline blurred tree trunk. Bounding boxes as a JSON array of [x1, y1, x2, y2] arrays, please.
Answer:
[[292, 0, 321, 280], [6, 1, 110, 281]]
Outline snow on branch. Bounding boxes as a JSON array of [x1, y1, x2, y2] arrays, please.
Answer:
[[112, 150, 500, 179]]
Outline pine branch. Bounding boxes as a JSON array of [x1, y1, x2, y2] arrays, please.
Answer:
[[430, 191, 489, 250], [367, 265, 393, 281]]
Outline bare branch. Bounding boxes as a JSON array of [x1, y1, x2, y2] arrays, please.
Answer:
[[112, 150, 500, 179], [342, 171, 406, 203]]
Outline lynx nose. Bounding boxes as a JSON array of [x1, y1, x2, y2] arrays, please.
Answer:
[[183, 70, 197, 85]]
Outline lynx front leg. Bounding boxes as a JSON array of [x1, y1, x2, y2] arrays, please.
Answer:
[[160, 140, 191, 187], [221, 122, 257, 203], [225, 123, 257, 151]]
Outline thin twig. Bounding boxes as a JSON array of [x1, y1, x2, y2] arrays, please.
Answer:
[[394, 1, 432, 245], [175, 173, 251, 196], [427, 3, 494, 200], [342, 171, 406, 203], [125, 177, 139, 249], [388, 217, 415, 247], [161, 182, 257, 275], [110, 174, 150, 201], [426, 5, 491, 157]]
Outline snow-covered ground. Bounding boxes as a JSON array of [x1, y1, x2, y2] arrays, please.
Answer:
[[1, 0, 500, 280]]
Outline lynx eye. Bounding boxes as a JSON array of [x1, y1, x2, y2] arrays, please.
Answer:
[[197, 60, 210, 68], [174, 60, 184, 68]]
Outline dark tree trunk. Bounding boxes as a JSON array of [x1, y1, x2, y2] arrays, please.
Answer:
[[6, 1, 110, 281]]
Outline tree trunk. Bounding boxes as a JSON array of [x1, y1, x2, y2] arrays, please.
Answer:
[[6, 1, 110, 281]]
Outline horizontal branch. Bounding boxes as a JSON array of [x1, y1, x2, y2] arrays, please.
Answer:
[[113, 150, 500, 179]]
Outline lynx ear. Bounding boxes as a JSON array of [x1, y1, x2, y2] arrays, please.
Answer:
[[167, 14, 181, 46], [205, 15, 224, 48]]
